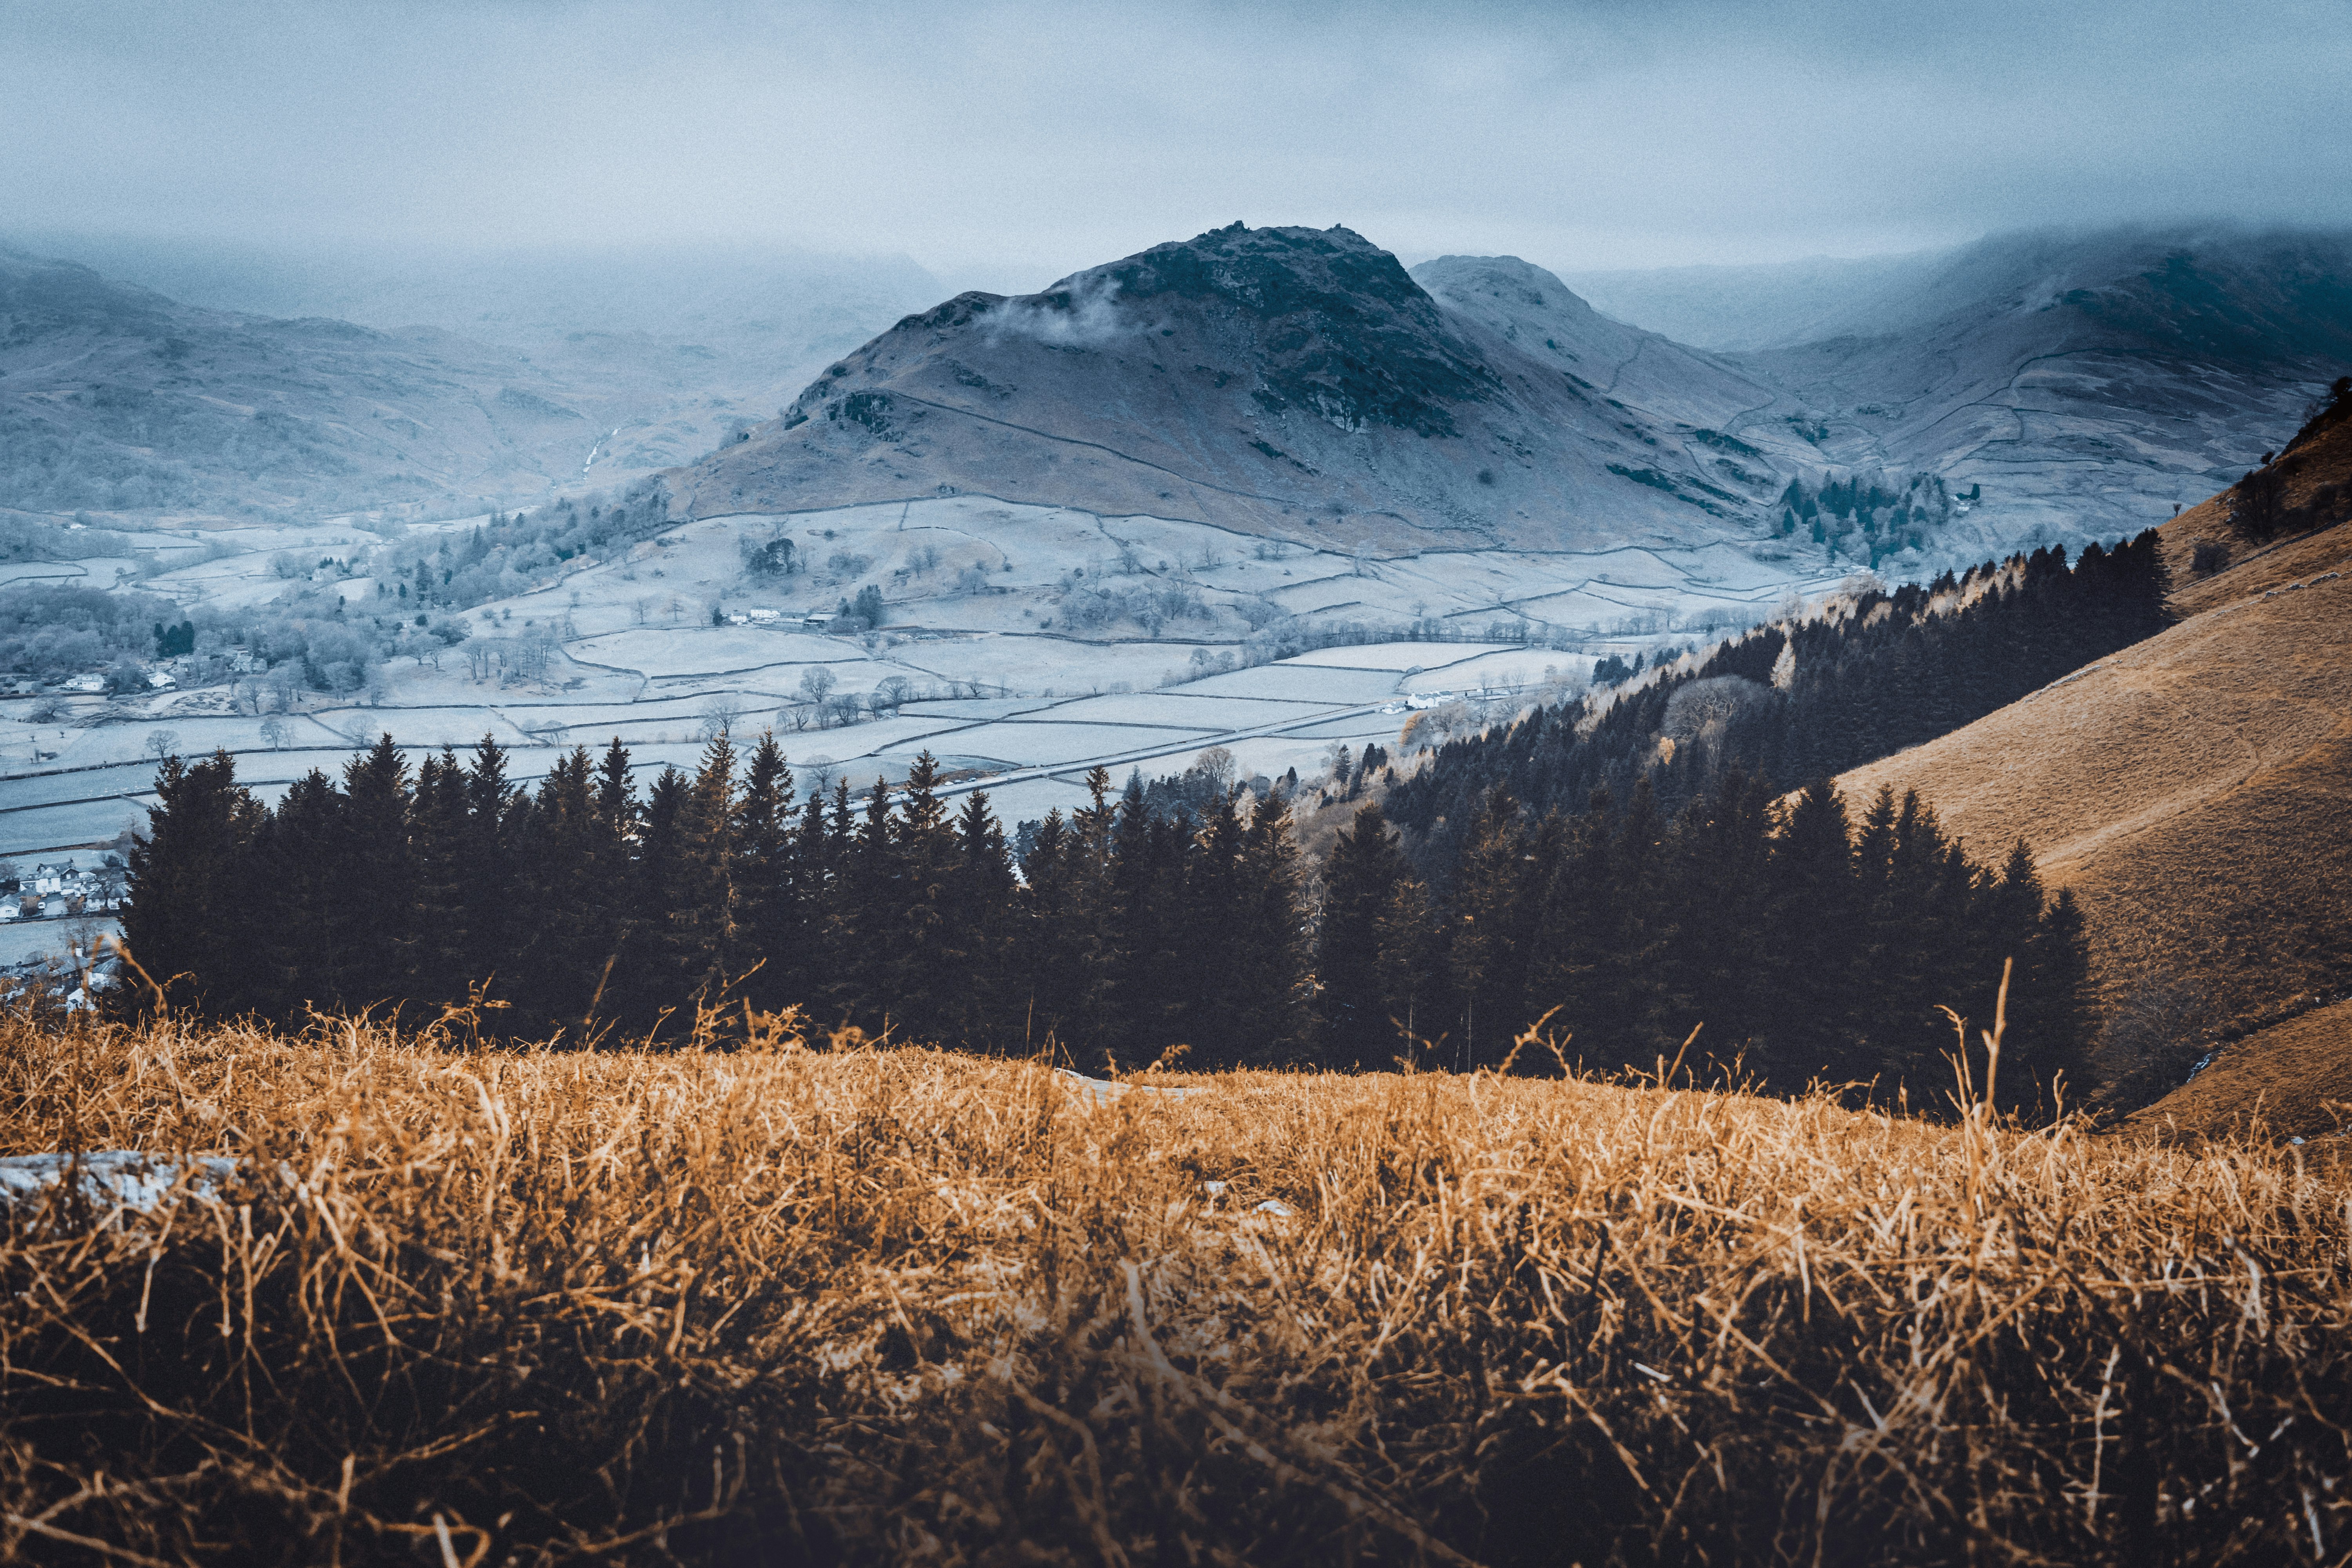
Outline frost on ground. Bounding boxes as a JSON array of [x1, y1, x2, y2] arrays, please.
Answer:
[[0, 495, 1846, 858], [0, 1151, 242, 1215]]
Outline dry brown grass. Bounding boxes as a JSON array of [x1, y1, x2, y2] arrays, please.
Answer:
[[1838, 424, 2352, 1120], [2126, 998, 2352, 1147], [2, 1016, 2349, 1566]]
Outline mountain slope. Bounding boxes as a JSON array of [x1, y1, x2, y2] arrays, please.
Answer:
[[1725, 226, 2352, 550], [0, 245, 932, 520], [1834, 408, 2352, 1131], [671, 224, 1806, 551]]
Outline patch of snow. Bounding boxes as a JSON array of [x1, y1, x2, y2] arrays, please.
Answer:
[[0, 1151, 241, 1215]]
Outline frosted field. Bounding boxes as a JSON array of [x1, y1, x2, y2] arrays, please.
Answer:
[[0, 493, 1851, 857], [0, 916, 119, 971], [1278, 642, 1518, 671], [1178, 665, 1409, 704]]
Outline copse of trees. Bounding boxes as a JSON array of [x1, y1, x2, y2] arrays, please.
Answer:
[[120, 740, 1313, 1070], [125, 731, 2089, 1114], [115, 530, 2147, 1115], [1390, 534, 2173, 874], [1314, 784, 2087, 1116], [387, 480, 670, 614]]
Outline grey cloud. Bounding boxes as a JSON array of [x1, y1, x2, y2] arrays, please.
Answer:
[[2, 0, 2346, 285]]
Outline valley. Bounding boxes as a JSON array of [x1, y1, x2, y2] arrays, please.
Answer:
[[3, 219, 2348, 1121], [0, 490, 1840, 863]]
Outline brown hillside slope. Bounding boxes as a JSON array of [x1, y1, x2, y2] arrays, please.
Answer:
[[1837, 415, 2352, 1134], [2127, 996, 2352, 1144]]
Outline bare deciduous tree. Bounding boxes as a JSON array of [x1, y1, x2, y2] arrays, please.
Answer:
[[696, 695, 744, 742]]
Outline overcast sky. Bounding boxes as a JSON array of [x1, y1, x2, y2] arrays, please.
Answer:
[[6, 0, 2349, 290]]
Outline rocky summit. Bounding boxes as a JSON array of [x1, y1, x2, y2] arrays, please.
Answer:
[[673, 221, 2352, 572], [671, 223, 1803, 552]]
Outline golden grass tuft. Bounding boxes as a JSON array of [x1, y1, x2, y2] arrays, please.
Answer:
[[2, 1016, 2348, 1565]]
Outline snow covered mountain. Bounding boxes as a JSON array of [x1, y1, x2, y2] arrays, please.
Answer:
[[675, 221, 2352, 570], [672, 224, 1809, 552], [0, 243, 935, 519], [1724, 226, 2352, 547]]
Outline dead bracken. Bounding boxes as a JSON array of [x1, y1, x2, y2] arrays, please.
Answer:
[[1, 1014, 2346, 1565]]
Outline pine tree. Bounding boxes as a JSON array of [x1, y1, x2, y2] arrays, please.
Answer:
[[1229, 787, 1307, 1065], [514, 747, 621, 1037], [1375, 875, 1448, 1064], [1314, 801, 1406, 1066], [1105, 774, 1184, 1063], [1174, 786, 1249, 1065], [1766, 779, 1862, 1087], [408, 748, 472, 1009], [459, 735, 525, 995], [1658, 767, 1775, 1067], [1446, 789, 1534, 1071], [337, 736, 415, 1015], [887, 753, 961, 1043], [950, 790, 1018, 1051], [252, 769, 347, 1016], [1016, 808, 1078, 1051], [730, 734, 797, 1010], [620, 767, 690, 1031], [121, 751, 265, 1016], [662, 732, 739, 1019]]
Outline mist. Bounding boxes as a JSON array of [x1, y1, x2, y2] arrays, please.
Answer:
[[7, 0, 2351, 291]]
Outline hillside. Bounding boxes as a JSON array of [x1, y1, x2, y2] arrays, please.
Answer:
[[1729, 226, 2352, 549], [1835, 407, 2352, 1133], [676, 223, 2350, 575], [671, 223, 1813, 551], [0, 245, 931, 521]]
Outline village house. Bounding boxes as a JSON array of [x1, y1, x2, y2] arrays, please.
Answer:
[[15, 860, 124, 916]]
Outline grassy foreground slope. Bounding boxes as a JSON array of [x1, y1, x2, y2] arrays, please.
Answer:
[[1836, 419, 2352, 1132], [3, 1022, 2348, 1566]]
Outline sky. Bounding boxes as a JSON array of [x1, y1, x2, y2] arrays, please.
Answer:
[[5, 0, 2350, 291]]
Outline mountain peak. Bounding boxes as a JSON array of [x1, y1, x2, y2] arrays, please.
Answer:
[[1065, 221, 1424, 320], [783, 221, 1494, 446], [690, 221, 1801, 548]]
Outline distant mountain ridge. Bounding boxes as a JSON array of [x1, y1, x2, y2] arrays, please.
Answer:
[[673, 224, 1808, 551], [1731, 225, 2352, 547], [675, 221, 2352, 570], [0, 241, 936, 519]]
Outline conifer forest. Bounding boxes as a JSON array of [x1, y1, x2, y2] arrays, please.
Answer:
[[116, 539, 2181, 1116]]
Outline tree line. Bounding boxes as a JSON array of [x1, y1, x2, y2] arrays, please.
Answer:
[[117, 534, 2180, 1111], [1389, 533, 2172, 873], [124, 731, 2085, 1112], [120, 738, 1311, 1071], [1317, 780, 2087, 1113]]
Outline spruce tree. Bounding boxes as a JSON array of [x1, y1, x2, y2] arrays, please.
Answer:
[[460, 736, 526, 993], [407, 748, 472, 1010], [1446, 789, 1534, 1071], [622, 767, 690, 1031], [337, 736, 416, 1015], [951, 790, 1018, 1051], [730, 734, 796, 1009], [663, 731, 739, 1019], [1230, 786, 1307, 1065], [121, 751, 265, 1016], [253, 769, 347, 1016], [888, 753, 960, 1042], [1314, 801, 1406, 1067], [514, 747, 621, 1037], [1766, 779, 1862, 1087]]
